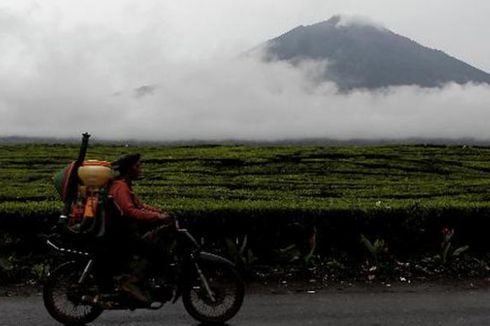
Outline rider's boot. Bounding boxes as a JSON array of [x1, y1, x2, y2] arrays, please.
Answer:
[[117, 275, 151, 304]]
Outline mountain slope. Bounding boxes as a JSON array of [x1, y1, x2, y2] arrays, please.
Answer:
[[261, 15, 490, 90]]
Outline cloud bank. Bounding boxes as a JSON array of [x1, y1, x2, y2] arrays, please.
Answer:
[[2, 54, 490, 141]]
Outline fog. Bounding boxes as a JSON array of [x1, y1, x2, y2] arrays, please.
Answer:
[[2, 53, 490, 141]]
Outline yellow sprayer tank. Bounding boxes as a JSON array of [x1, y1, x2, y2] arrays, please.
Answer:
[[78, 160, 112, 187]]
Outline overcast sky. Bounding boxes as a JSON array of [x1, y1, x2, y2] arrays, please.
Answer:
[[1, 0, 490, 141]]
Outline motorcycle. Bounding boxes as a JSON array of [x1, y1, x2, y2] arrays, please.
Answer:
[[42, 216, 245, 325]]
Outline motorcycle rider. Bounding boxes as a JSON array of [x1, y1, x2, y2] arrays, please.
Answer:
[[100, 153, 172, 303]]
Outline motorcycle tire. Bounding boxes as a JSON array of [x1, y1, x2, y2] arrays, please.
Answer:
[[182, 259, 245, 323], [43, 261, 103, 325]]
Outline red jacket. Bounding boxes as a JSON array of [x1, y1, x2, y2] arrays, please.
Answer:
[[109, 178, 161, 221]]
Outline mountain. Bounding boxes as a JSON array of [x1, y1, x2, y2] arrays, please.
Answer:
[[259, 15, 490, 90]]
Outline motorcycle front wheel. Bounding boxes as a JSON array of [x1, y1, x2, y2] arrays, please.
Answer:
[[182, 259, 245, 324], [43, 262, 103, 325]]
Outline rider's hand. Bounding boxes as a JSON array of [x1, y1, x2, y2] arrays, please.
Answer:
[[157, 212, 173, 224]]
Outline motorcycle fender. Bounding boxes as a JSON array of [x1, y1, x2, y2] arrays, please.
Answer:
[[198, 251, 236, 267], [172, 252, 235, 304]]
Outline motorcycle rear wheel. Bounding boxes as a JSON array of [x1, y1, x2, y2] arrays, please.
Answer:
[[183, 260, 244, 323], [43, 262, 103, 325]]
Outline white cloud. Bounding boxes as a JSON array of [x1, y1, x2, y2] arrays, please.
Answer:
[[335, 14, 386, 30]]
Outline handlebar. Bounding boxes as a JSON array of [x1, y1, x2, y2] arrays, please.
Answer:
[[142, 214, 183, 240]]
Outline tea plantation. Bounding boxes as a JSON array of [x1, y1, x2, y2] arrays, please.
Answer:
[[2, 143, 490, 218]]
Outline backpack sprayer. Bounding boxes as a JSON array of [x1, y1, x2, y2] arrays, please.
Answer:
[[53, 133, 113, 236]]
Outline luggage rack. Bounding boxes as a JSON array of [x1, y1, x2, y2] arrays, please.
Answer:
[[46, 239, 90, 257]]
